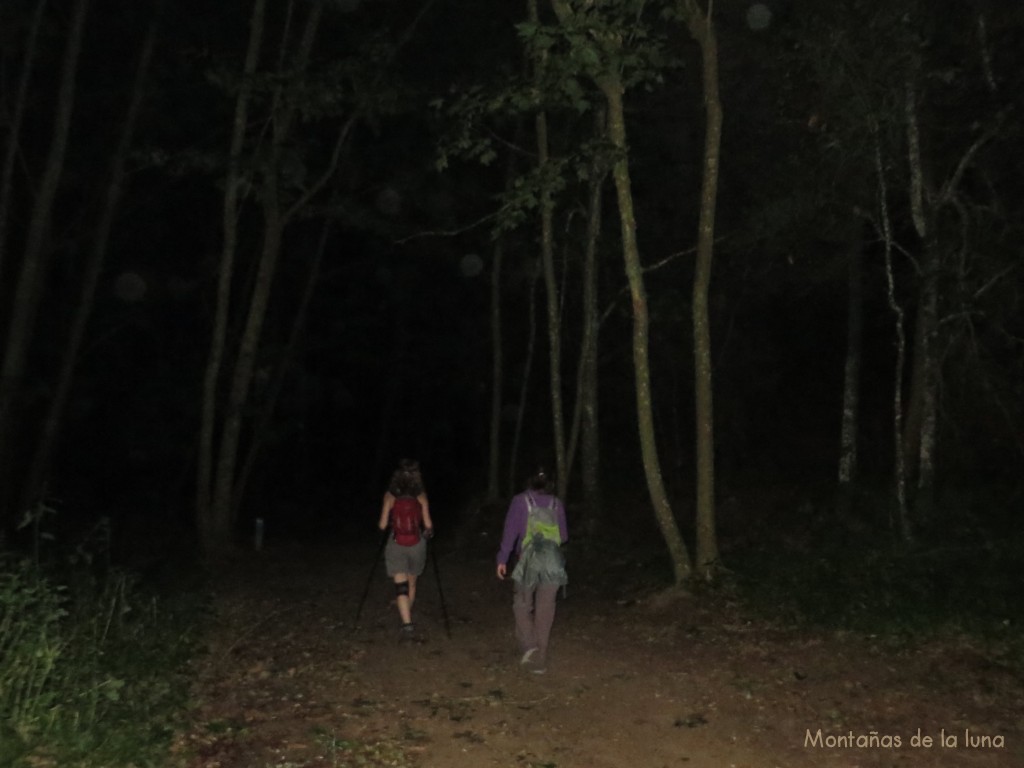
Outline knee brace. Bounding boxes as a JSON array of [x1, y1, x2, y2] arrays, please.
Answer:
[[395, 581, 410, 598]]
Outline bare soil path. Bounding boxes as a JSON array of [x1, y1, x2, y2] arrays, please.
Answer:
[[177, 539, 1022, 768]]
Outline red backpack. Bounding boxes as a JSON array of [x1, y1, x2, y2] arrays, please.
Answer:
[[391, 496, 422, 546]]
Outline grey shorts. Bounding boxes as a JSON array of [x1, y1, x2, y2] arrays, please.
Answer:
[[384, 537, 427, 577]]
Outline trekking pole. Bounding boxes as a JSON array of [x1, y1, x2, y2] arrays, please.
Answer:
[[353, 529, 389, 628], [429, 534, 452, 639]]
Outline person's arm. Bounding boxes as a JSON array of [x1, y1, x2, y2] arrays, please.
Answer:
[[496, 495, 525, 578], [378, 493, 394, 530], [418, 493, 433, 535], [557, 497, 569, 544]]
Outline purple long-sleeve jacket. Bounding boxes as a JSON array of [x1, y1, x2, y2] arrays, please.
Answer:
[[496, 491, 568, 566]]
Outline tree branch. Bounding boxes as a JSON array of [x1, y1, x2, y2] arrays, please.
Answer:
[[937, 115, 1003, 208]]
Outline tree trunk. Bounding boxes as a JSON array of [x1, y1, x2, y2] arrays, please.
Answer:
[[683, 1, 723, 580], [509, 264, 540, 495], [836, 234, 864, 516], [0, 0, 89, 529], [900, 302, 926, 483], [487, 237, 504, 500], [209, 208, 284, 548], [528, 0, 567, 498], [487, 127, 524, 501], [197, 0, 268, 554], [0, 0, 48, 292], [547, 0, 692, 583], [21, 17, 158, 515], [571, 109, 606, 519], [202, 0, 326, 554], [903, 77, 939, 524], [539, 129, 568, 499], [602, 77, 692, 585], [233, 219, 332, 520], [913, 239, 940, 521], [873, 128, 912, 544], [901, 62, 998, 525]]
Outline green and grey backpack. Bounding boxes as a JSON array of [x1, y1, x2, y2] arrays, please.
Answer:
[[511, 493, 568, 588]]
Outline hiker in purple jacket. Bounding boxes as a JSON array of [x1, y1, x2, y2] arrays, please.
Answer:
[[496, 466, 568, 674]]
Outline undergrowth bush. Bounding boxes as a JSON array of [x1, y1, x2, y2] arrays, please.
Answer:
[[733, 489, 1024, 662], [0, 550, 204, 767]]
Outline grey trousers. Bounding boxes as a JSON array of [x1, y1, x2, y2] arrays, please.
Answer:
[[513, 582, 559, 664]]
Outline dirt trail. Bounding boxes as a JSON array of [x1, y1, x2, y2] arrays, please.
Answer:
[[178, 540, 1022, 768]]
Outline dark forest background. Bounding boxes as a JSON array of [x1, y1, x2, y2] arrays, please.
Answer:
[[0, 0, 1021, 581]]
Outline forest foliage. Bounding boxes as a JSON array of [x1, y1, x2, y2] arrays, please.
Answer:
[[0, 0, 1019, 573]]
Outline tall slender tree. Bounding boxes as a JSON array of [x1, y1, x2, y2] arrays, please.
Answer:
[[509, 263, 541, 495], [233, 218, 336, 520], [836, 229, 865, 516], [678, 0, 722, 579], [22, 15, 159, 516], [567, 107, 607, 519], [791, 0, 1011, 534], [0, 0, 90, 529], [207, 1, 326, 554], [198, 0, 434, 553], [0, 0, 48, 295], [528, 0, 568, 498], [870, 118, 913, 542], [486, 235, 506, 500], [549, 0, 692, 584], [197, 0, 268, 553], [487, 123, 527, 500]]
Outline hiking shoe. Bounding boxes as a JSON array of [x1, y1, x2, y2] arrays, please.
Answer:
[[520, 647, 539, 666], [399, 623, 427, 644]]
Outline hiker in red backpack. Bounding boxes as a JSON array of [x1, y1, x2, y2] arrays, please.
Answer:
[[496, 465, 568, 674], [377, 459, 433, 639]]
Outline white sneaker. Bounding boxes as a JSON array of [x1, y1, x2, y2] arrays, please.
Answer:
[[520, 647, 538, 665]]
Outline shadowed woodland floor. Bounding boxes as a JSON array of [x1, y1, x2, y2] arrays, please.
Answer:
[[175, 538, 1023, 768]]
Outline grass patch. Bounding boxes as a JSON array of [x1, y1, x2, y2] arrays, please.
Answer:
[[0, 552, 205, 767], [313, 727, 417, 768]]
